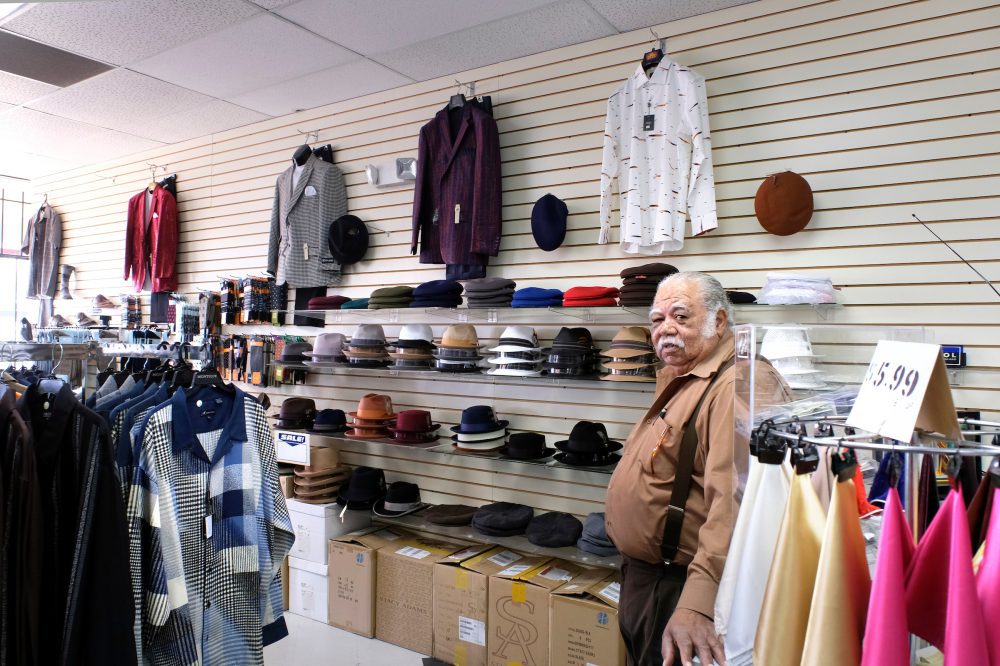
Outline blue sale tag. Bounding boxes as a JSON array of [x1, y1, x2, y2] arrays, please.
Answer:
[[941, 345, 965, 368]]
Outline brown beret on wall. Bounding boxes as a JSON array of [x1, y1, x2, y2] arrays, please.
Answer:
[[754, 171, 814, 236]]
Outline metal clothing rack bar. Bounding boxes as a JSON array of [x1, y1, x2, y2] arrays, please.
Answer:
[[755, 423, 1000, 457]]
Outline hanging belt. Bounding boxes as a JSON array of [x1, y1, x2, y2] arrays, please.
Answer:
[[660, 356, 736, 563]]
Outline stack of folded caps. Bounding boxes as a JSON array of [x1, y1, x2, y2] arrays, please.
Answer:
[[600, 326, 659, 382], [757, 272, 836, 305], [434, 324, 483, 373], [336, 466, 387, 511], [464, 277, 516, 308], [487, 326, 543, 377], [410, 279, 464, 308], [526, 511, 583, 548], [562, 286, 620, 307], [450, 405, 509, 454], [544, 326, 599, 378], [341, 298, 369, 310], [386, 409, 440, 444], [306, 408, 349, 435], [292, 447, 352, 504], [307, 295, 351, 310], [511, 287, 563, 308], [369, 285, 414, 309], [345, 393, 396, 440], [387, 323, 436, 370], [576, 512, 618, 557], [554, 421, 622, 467], [303, 332, 346, 367], [472, 501, 534, 537], [344, 324, 390, 367], [760, 326, 826, 390], [619, 263, 677, 307]]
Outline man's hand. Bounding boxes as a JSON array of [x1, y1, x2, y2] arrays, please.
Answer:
[[661, 608, 727, 666]]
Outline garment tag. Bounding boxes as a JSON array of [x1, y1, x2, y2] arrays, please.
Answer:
[[304, 185, 317, 197], [204, 515, 213, 538], [432, 208, 439, 223], [643, 114, 655, 131], [454, 203, 461, 224], [303, 243, 309, 260]]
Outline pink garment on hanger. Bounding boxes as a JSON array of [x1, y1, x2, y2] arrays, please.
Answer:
[[976, 487, 1000, 664], [905, 488, 989, 664], [861, 487, 914, 666]]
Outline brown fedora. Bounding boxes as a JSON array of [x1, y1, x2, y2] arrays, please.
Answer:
[[438, 324, 480, 349], [754, 171, 814, 236], [348, 393, 395, 420], [599, 326, 655, 359]]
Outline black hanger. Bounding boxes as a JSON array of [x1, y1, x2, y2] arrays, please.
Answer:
[[830, 446, 858, 482], [642, 30, 666, 75], [989, 457, 1000, 489], [292, 144, 311, 166], [448, 93, 465, 110], [791, 438, 820, 475], [946, 452, 962, 487], [189, 366, 236, 396], [887, 451, 903, 488]]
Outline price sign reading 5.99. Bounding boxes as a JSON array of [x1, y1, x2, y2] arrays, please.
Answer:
[[848, 340, 943, 442]]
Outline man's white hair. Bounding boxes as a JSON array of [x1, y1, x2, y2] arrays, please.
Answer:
[[656, 271, 734, 336]]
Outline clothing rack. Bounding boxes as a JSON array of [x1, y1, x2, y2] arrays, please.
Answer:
[[754, 424, 1000, 457]]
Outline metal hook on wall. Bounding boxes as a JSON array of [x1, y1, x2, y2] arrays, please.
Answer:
[[649, 28, 667, 52], [296, 128, 320, 144]]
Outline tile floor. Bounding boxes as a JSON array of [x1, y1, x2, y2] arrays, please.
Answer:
[[264, 612, 426, 665]]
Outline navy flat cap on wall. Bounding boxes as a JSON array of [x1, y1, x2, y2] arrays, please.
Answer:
[[531, 193, 568, 251]]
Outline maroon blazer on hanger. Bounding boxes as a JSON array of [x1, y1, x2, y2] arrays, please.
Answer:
[[410, 103, 502, 266], [124, 184, 178, 292]]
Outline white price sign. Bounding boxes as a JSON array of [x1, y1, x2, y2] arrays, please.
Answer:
[[847, 341, 959, 442]]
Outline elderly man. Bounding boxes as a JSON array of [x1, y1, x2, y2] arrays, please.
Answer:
[[605, 271, 784, 666]]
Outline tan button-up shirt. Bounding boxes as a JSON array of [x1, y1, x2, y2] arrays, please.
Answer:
[[605, 330, 788, 617]]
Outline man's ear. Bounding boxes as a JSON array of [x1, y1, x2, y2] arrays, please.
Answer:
[[716, 308, 728, 336]]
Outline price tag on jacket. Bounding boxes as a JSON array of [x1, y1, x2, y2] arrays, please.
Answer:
[[847, 340, 960, 442]]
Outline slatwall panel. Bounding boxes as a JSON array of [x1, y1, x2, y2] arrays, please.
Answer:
[[32, 0, 1000, 513]]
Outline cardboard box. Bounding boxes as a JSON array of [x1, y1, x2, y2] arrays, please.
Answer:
[[550, 570, 626, 666], [327, 527, 409, 638], [376, 535, 472, 656], [431, 545, 507, 666], [288, 555, 329, 623], [286, 498, 371, 564], [487, 557, 589, 666]]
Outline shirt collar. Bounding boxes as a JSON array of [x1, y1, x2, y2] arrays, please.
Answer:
[[631, 57, 673, 88], [171, 386, 247, 464]]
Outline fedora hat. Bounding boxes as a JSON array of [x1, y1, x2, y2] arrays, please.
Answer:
[[754, 171, 813, 236], [277, 341, 313, 367], [549, 326, 595, 351], [554, 450, 622, 467], [348, 394, 395, 420], [760, 326, 819, 359], [291, 446, 340, 477], [487, 352, 544, 364], [373, 481, 427, 517], [554, 421, 622, 455], [531, 193, 568, 252], [386, 410, 439, 434], [390, 431, 440, 444], [349, 324, 388, 348], [488, 326, 541, 353], [328, 214, 369, 265], [450, 405, 508, 434], [498, 432, 554, 460], [394, 324, 436, 349], [302, 333, 346, 359], [601, 368, 657, 383], [270, 397, 316, 429], [601, 359, 658, 371], [486, 365, 544, 377], [293, 469, 351, 488], [336, 466, 386, 510], [600, 326, 655, 359], [438, 324, 480, 349], [345, 428, 391, 440], [306, 409, 348, 434]]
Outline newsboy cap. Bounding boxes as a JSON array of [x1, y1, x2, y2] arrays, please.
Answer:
[[327, 214, 370, 265], [531, 193, 568, 251], [754, 171, 814, 236], [471, 502, 534, 537], [526, 511, 583, 548]]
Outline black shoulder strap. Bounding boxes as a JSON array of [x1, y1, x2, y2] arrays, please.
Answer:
[[660, 356, 736, 563]]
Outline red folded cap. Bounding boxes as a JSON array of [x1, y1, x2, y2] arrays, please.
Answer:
[[563, 286, 620, 300]]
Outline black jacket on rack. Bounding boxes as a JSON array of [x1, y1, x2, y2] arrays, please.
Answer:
[[10, 383, 136, 665]]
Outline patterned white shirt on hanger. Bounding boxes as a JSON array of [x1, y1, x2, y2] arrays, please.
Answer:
[[599, 58, 718, 254]]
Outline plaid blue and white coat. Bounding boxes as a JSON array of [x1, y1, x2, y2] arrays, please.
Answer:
[[128, 387, 294, 665]]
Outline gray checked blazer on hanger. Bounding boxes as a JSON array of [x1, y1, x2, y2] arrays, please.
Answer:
[[267, 152, 348, 287]]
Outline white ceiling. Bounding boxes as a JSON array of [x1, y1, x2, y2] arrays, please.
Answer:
[[0, 0, 755, 183]]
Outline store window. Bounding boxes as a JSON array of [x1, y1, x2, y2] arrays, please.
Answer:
[[0, 185, 33, 340]]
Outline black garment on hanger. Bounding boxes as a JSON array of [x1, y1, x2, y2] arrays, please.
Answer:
[[312, 144, 334, 164], [292, 144, 312, 166], [158, 174, 177, 199]]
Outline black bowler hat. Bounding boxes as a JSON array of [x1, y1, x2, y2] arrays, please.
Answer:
[[373, 481, 426, 517], [471, 502, 534, 537], [450, 405, 509, 434], [307, 409, 348, 434], [526, 512, 583, 548], [327, 214, 369, 265], [336, 466, 387, 510], [531, 193, 568, 251], [499, 432, 555, 460], [554, 421, 622, 455]]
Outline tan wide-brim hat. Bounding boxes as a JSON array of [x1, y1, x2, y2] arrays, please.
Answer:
[[438, 323, 480, 349], [599, 326, 655, 358], [754, 171, 814, 236]]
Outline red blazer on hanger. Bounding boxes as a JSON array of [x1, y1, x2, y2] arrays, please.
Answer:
[[124, 184, 178, 292]]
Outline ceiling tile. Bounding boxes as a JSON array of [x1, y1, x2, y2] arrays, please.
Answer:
[[131, 13, 359, 98], [276, 0, 557, 56], [372, 0, 615, 81], [250, 0, 298, 8], [0, 107, 163, 165], [122, 100, 270, 144], [228, 59, 412, 116], [26, 68, 211, 133], [586, 0, 757, 32], [0, 71, 57, 105], [0, 151, 84, 182], [0, 100, 12, 114], [1, 0, 261, 66], [0, 30, 113, 86]]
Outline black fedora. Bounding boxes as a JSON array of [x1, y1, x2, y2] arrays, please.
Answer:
[[306, 408, 348, 434], [336, 466, 386, 511], [499, 432, 555, 460], [554, 421, 622, 455], [373, 481, 426, 517], [269, 397, 317, 430], [328, 214, 369, 265], [450, 405, 508, 434]]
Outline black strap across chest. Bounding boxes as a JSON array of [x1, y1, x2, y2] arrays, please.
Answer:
[[660, 356, 736, 563]]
